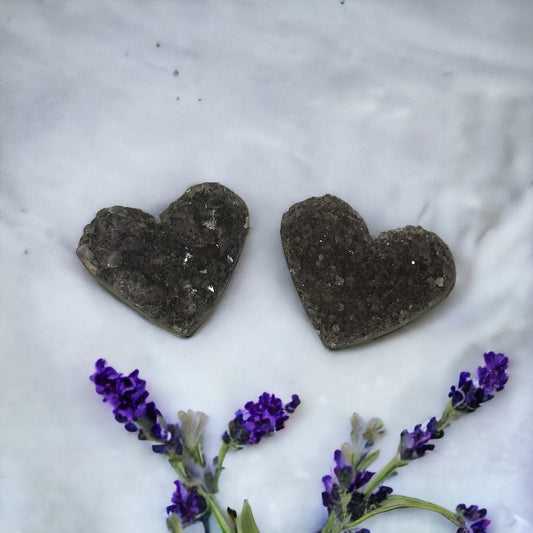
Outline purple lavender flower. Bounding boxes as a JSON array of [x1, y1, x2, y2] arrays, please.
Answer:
[[90, 359, 152, 425], [223, 392, 300, 446], [90, 359, 182, 454], [367, 485, 393, 506], [331, 449, 374, 491], [150, 423, 183, 455], [345, 486, 392, 524], [455, 504, 491, 533], [285, 394, 301, 413], [321, 474, 341, 515], [166, 481, 207, 525], [399, 417, 443, 460], [477, 351, 508, 393], [322, 448, 391, 522], [449, 352, 508, 411]]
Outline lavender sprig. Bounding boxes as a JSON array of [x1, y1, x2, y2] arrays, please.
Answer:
[[438, 351, 509, 430], [90, 358, 183, 455], [320, 414, 391, 533], [450, 351, 508, 411], [90, 359, 300, 533], [89, 350, 507, 533], [320, 351, 509, 533], [211, 392, 300, 492]]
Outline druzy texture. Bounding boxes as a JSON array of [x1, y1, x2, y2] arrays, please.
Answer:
[[77, 183, 249, 337], [281, 195, 456, 349]]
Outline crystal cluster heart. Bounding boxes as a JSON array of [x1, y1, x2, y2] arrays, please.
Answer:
[[77, 183, 249, 337], [281, 195, 456, 349]]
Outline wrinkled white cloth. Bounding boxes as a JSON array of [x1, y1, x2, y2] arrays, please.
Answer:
[[1, 1, 532, 532]]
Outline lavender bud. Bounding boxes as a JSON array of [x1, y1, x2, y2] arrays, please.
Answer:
[[449, 352, 508, 411], [224, 392, 300, 446], [399, 417, 443, 461], [455, 503, 491, 533], [166, 481, 207, 525]]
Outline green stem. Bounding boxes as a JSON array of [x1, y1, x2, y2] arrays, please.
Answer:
[[167, 450, 234, 533], [197, 487, 236, 533], [362, 455, 407, 496], [168, 454, 188, 479], [438, 400, 462, 431], [319, 511, 341, 533], [341, 494, 460, 531], [213, 440, 230, 490]]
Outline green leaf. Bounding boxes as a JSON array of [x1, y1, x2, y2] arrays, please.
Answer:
[[235, 500, 261, 533], [358, 449, 380, 471]]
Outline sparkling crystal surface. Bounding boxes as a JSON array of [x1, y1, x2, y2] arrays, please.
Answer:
[[281, 195, 456, 349], [77, 182, 249, 337]]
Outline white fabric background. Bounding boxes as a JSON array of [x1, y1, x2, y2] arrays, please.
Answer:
[[1, 1, 532, 532]]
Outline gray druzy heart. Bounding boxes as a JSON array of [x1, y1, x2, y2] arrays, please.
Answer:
[[281, 195, 456, 349], [77, 183, 249, 337]]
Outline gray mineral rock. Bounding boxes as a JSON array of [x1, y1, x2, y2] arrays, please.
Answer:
[[280, 195, 456, 349], [77, 182, 249, 337]]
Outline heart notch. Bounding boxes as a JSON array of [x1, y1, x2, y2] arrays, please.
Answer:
[[281, 195, 456, 349]]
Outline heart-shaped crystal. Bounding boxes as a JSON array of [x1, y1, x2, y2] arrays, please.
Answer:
[[77, 183, 249, 337], [281, 195, 455, 349]]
